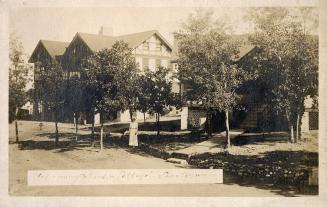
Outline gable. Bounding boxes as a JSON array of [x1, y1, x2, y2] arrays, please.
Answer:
[[29, 40, 69, 64], [133, 33, 172, 57], [28, 41, 53, 64], [41, 40, 69, 57], [61, 34, 93, 71], [76, 30, 172, 52]]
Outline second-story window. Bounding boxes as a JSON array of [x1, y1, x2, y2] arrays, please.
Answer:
[[156, 43, 162, 52], [142, 58, 149, 71], [63, 71, 68, 79], [70, 71, 81, 78], [155, 59, 161, 69], [142, 42, 149, 50]]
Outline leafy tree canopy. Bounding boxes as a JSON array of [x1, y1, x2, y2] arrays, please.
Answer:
[[175, 9, 247, 112], [9, 34, 31, 122]]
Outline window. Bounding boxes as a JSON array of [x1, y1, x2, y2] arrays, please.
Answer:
[[142, 42, 149, 50], [63, 72, 68, 79], [70, 71, 80, 78], [156, 43, 162, 51], [168, 62, 173, 70], [142, 58, 149, 71], [155, 59, 161, 69]]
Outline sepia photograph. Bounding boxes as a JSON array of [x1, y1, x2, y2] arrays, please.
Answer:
[[1, 0, 325, 205]]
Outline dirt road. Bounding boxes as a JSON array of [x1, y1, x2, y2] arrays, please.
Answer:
[[8, 121, 282, 196]]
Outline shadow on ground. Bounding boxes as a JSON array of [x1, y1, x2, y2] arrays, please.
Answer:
[[223, 174, 318, 197], [35, 132, 80, 139], [232, 132, 289, 146], [17, 133, 101, 151], [189, 149, 318, 196]]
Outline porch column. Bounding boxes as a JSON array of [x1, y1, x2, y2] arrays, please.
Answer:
[[94, 113, 101, 125], [301, 111, 310, 133], [181, 107, 188, 130]]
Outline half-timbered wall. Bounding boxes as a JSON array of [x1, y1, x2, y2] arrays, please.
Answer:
[[29, 42, 55, 119], [132, 34, 172, 72], [29, 42, 53, 81], [61, 35, 92, 72]]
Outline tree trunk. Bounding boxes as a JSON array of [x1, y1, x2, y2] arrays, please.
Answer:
[[206, 110, 213, 137], [100, 118, 104, 150], [15, 120, 19, 143], [296, 113, 300, 141], [129, 108, 133, 122], [143, 112, 146, 123], [206, 111, 212, 137], [225, 110, 230, 148], [156, 113, 160, 136], [15, 107, 19, 143], [73, 112, 76, 127], [285, 111, 294, 143], [75, 112, 78, 141], [290, 123, 295, 143], [91, 109, 95, 142], [55, 120, 59, 144]]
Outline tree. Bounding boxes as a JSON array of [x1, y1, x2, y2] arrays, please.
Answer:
[[66, 75, 84, 141], [175, 10, 247, 147], [9, 35, 31, 142], [81, 70, 98, 144], [109, 41, 140, 122], [137, 74, 151, 122], [83, 47, 121, 150], [144, 67, 176, 136], [246, 8, 318, 142], [38, 62, 66, 144]]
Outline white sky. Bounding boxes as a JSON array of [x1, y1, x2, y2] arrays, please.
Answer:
[[9, 7, 251, 57], [8, 0, 318, 58]]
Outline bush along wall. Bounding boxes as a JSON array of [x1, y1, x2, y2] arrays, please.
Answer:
[[188, 151, 318, 186]]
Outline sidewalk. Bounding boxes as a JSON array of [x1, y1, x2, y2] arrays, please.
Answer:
[[168, 129, 245, 160]]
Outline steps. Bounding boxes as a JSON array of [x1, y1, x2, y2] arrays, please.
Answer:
[[166, 158, 188, 165], [170, 152, 190, 160]]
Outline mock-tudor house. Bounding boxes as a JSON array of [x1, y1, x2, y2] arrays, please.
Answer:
[[61, 29, 176, 122], [177, 36, 318, 133], [28, 40, 70, 120], [29, 28, 176, 123], [175, 36, 257, 132]]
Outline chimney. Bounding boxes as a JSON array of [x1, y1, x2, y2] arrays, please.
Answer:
[[99, 26, 113, 36]]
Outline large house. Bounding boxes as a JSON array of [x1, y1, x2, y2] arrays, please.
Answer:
[[28, 29, 318, 132], [29, 40, 70, 121], [177, 36, 318, 133], [29, 28, 176, 123]]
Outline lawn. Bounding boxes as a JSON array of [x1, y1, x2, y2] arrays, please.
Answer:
[[187, 131, 318, 195]]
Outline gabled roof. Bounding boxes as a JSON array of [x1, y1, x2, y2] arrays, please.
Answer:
[[29, 40, 69, 63], [76, 30, 173, 52], [40, 40, 70, 57]]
